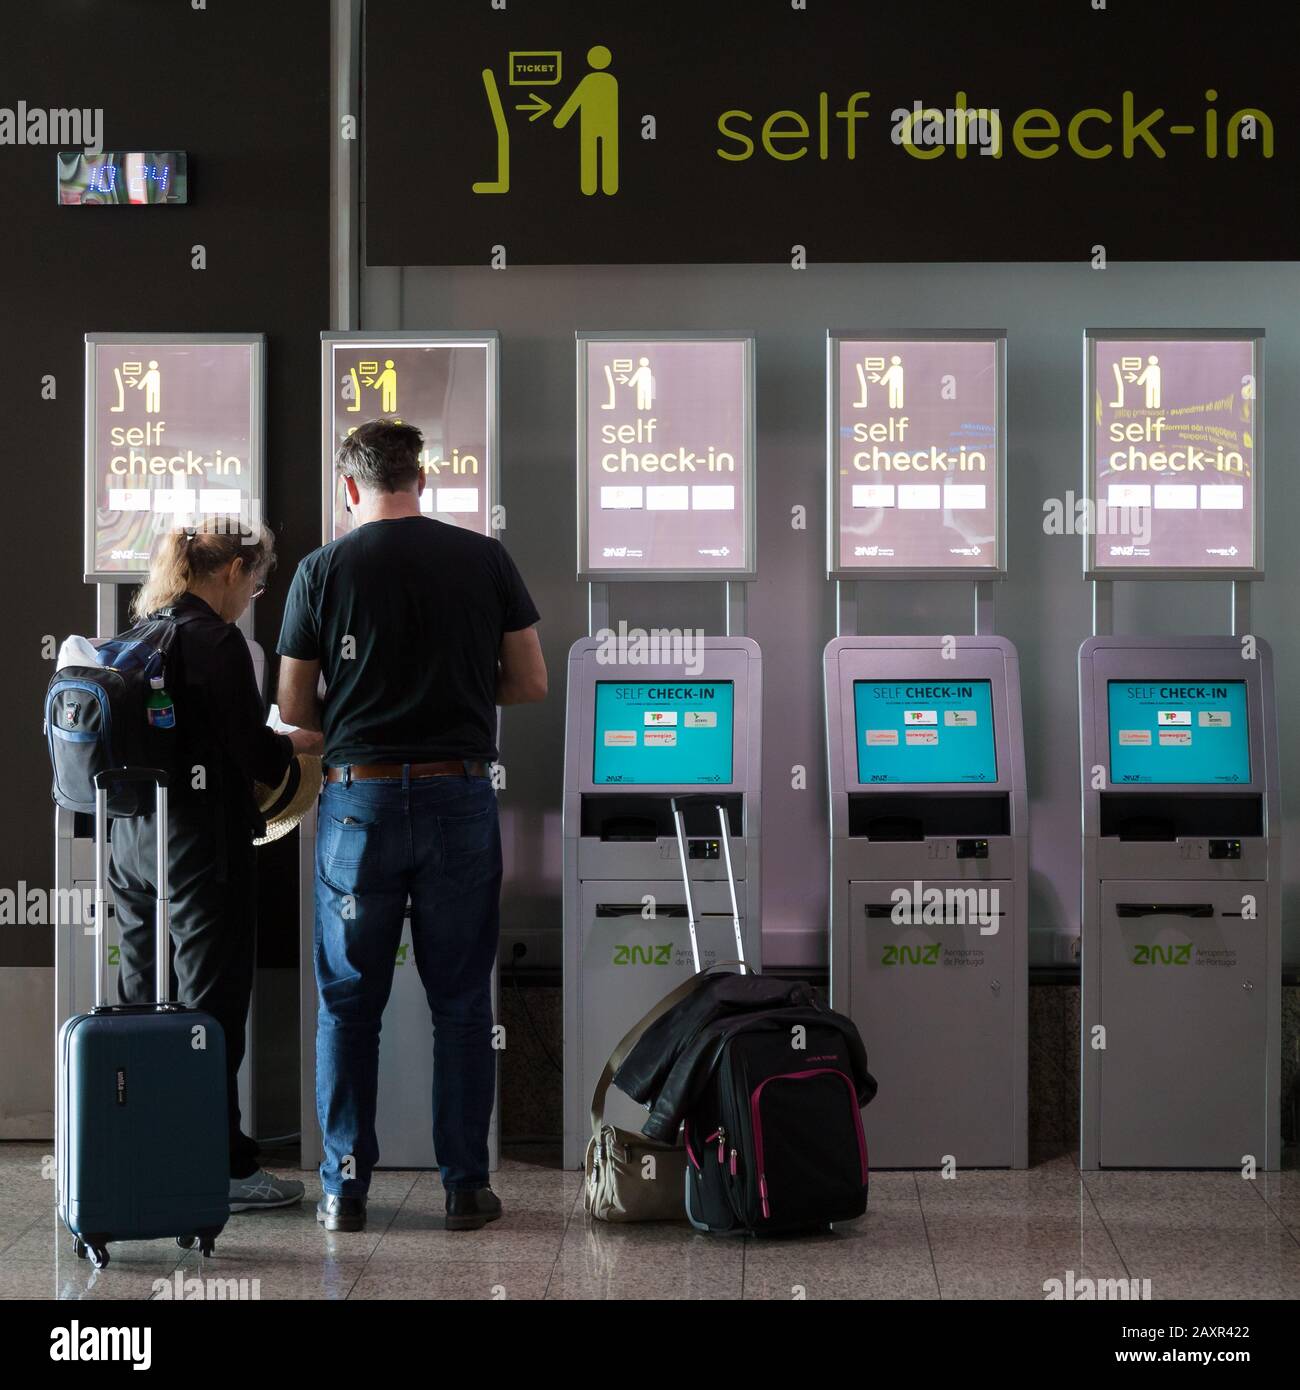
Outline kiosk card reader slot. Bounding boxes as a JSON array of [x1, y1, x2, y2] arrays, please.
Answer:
[[1079, 636, 1281, 1169], [826, 636, 1028, 1168], [562, 637, 762, 1168]]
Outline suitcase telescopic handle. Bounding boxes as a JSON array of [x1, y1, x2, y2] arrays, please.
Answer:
[[669, 796, 747, 977], [92, 768, 171, 1010]]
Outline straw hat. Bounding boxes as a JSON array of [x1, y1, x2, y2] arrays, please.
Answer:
[[252, 754, 322, 846]]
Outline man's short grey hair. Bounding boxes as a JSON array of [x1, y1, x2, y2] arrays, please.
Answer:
[[336, 420, 424, 493]]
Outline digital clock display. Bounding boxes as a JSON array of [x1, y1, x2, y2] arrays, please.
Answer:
[[57, 151, 188, 205]]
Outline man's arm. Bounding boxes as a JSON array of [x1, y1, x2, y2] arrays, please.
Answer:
[[278, 655, 324, 731], [497, 626, 547, 706]]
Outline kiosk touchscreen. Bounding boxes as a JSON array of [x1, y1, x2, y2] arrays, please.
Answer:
[[562, 637, 762, 1169], [825, 637, 1028, 1168], [1079, 637, 1281, 1169]]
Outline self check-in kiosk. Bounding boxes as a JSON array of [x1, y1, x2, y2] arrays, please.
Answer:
[[562, 637, 762, 1168], [826, 639, 1029, 1168], [564, 330, 759, 1169], [56, 333, 266, 1124], [1079, 329, 1278, 1170], [824, 331, 1027, 1168], [1079, 639, 1280, 1169], [298, 331, 502, 1170]]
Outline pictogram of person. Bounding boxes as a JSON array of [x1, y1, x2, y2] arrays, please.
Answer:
[[626, 356, 653, 410], [554, 46, 618, 196], [879, 354, 905, 409], [1135, 354, 1162, 409], [136, 360, 162, 413]]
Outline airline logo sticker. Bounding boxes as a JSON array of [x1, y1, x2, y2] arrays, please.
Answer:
[[904, 709, 937, 726], [1159, 709, 1191, 726], [1200, 711, 1231, 727], [905, 729, 939, 746], [644, 729, 678, 747], [604, 730, 637, 746], [866, 729, 899, 746], [684, 711, 717, 728], [1159, 729, 1193, 746], [1118, 729, 1152, 746], [644, 710, 678, 726], [944, 710, 978, 727]]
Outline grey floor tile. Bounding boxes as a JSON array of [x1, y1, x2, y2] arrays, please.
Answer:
[[743, 1258, 940, 1300], [1084, 1170, 1272, 1233], [924, 1206, 1128, 1300], [167, 1251, 363, 1300], [547, 1241, 742, 1299], [1100, 1222, 1300, 1300], [0, 1262, 178, 1300], [349, 1259, 553, 1299]]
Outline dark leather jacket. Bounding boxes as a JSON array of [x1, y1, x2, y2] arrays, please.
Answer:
[[614, 972, 877, 1145]]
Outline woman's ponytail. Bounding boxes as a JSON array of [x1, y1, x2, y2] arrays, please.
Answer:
[[131, 516, 275, 622]]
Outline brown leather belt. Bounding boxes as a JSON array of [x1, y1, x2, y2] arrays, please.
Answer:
[[326, 760, 489, 782]]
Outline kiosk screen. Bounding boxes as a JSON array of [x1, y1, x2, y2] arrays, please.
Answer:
[[854, 679, 997, 784], [593, 681, 734, 785], [1107, 680, 1249, 784]]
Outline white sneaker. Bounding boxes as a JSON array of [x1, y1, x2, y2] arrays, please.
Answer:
[[229, 1169, 306, 1212]]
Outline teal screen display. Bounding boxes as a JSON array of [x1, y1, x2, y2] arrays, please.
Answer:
[[1107, 680, 1250, 784], [854, 679, 997, 784], [593, 681, 734, 785]]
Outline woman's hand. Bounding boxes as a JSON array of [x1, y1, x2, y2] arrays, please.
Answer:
[[288, 727, 324, 756]]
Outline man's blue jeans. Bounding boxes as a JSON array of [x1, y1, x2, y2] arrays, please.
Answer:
[[313, 769, 501, 1195]]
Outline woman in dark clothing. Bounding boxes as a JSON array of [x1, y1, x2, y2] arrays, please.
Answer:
[[110, 518, 322, 1210]]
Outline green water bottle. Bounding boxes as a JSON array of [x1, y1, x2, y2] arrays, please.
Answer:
[[146, 675, 176, 729]]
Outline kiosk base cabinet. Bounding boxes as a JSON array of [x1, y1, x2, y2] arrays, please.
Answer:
[[576, 879, 748, 1142], [1094, 882, 1269, 1170], [847, 879, 1016, 1169]]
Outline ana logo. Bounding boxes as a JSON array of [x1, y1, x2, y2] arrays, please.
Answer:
[[881, 943, 942, 966], [1132, 943, 1193, 965], [613, 944, 673, 966]]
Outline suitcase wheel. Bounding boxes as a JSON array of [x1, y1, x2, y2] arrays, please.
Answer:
[[87, 1244, 109, 1270], [71, 1236, 87, 1259], [176, 1235, 197, 1250], [198, 1230, 218, 1258]]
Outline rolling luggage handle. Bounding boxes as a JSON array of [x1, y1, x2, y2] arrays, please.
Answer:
[[92, 768, 172, 1010], [670, 796, 746, 976]]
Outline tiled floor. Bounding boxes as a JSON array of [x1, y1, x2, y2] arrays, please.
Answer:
[[3, 1142, 1298, 1300]]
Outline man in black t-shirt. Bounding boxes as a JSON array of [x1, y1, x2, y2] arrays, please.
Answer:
[[277, 420, 546, 1234]]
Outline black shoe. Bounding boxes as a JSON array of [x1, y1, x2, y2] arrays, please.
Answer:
[[316, 1193, 366, 1232], [445, 1187, 503, 1231]]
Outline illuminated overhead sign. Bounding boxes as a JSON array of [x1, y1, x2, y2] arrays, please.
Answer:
[[829, 334, 1005, 578], [1085, 331, 1262, 577], [84, 334, 263, 582], [577, 333, 755, 580], [321, 333, 499, 542]]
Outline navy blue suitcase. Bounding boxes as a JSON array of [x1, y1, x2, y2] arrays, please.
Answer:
[[57, 769, 229, 1268]]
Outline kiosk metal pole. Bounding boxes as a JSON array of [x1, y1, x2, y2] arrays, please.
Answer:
[[588, 582, 609, 638], [1091, 579, 1113, 639], [1231, 580, 1251, 638], [725, 580, 747, 637]]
